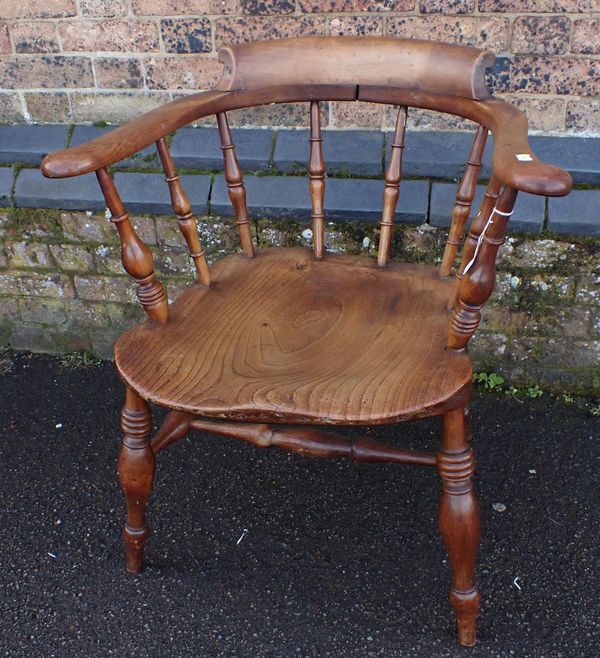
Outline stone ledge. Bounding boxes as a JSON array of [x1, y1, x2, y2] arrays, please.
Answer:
[[0, 167, 12, 207], [15, 168, 104, 211], [548, 190, 600, 236], [0, 125, 68, 166]]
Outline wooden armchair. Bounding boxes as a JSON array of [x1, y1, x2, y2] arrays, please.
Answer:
[[41, 37, 572, 647]]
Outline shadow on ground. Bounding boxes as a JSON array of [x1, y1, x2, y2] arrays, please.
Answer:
[[0, 352, 598, 657]]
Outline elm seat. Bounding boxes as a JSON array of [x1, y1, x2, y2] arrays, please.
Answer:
[[115, 248, 472, 424]]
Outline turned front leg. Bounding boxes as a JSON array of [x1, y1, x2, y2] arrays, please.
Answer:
[[119, 386, 155, 573], [437, 406, 481, 647]]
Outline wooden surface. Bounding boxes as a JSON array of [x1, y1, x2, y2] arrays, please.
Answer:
[[115, 248, 472, 425], [216, 37, 496, 100]]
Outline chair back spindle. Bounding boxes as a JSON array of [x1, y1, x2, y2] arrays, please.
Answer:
[[96, 168, 168, 323], [156, 138, 211, 286], [448, 185, 517, 350], [377, 106, 407, 267], [308, 101, 326, 258], [440, 125, 488, 277], [216, 112, 255, 257]]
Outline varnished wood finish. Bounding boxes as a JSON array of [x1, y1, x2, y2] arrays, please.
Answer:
[[308, 101, 325, 259], [448, 186, 517, 350], [217, 112, 254, 257], [119, 386, 155, 573], [440, 125, 488, 277], [115, 248, 472, 425], [216, 37, 495, 100], [438, 406, 480, 647], [156, 138, 210, 286], [378, 106, 407, 267], [96, 168, 168, 324]]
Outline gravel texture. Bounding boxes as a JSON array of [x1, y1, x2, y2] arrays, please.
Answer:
[[0, 352, 598, 657]]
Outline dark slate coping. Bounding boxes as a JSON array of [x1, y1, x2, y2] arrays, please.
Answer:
[[113, 172, 211, 215], [430, 183, 545, 234], [171, 127, 272, 171], [0, 167, 13, 207], [70, 126, 158, 168], [529, 135, 600, 185], [548, 190, 600, 236], [15, 168, 104, 211], [211, 175, 428, 223], [388, 131, 493, 180], [273, 130, 384, 176], [0, 125, 69, 166]]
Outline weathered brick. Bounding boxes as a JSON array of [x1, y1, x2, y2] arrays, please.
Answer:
[[49, 244, 95, 272], [298, 0, 414, 11], [161, 18, 212, 54], [506, 96, 565, 133], [330, 101, 383, 129], [94, 57, 144, 89], [575, 276, 600, 306], [131, 0, 238, 14], [70, 92, 170, 124], [0, 245, 6, 269], [512, 16, 570, 56], [0, 0, 77, 19], [74, 275, 137, 304], [566, 100, 600, 134], [384, 105, 475, 132], [104, 302, 145, 329], [154, 248, 197, 278], [572, 19, 600, 55], [214, 16, 328, 50], [0, 23, 10, 54], [0, 272, 22, 295], [10, 323, 91, 353], [59, 20, 160, 52], [0, 56, 94, 89], [328, 16, 383, 37], [241, 0, 295, 15], [0, 296, 19, 321], [145, 56, 222, 90], [64, 299, 111, 326], [491, 56, 600, 96], [229, 102, 328, 128], [93, 244, 124, 275], [25, 93, 72, 123], [0, 93, 27, 123], [10, 22, 60, 54], [18, 272, 74, 299], [6, 242, 54, 269], [131, 217, 158, 245], [386, 16, 508, 50], [79, 0, 130, 17], [61, 212, 117, 244], [419, 0, 474, 13], [18, 298, 67, 324], [479, 0, 595, 10]]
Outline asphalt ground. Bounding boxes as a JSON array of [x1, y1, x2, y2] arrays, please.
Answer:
[[0, 351, 598, 658]]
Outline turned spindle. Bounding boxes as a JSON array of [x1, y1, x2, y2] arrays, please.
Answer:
[[156, 137, 210, 286], [378, 106, 407, 267], [217, 112, 254, 257], [96, 168, 168, 324], [440, 125, 488, 277], [308, 101, 326, 258], [448, 185, 517, 350]]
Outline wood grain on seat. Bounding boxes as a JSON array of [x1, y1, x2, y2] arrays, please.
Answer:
[[115, 248, 471, 425]]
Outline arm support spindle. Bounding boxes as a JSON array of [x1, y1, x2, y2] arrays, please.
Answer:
[[308, 101, 326, 258]]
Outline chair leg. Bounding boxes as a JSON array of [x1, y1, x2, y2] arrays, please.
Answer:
[[437, 406, 481, 647], [118, 385, 155, 573]]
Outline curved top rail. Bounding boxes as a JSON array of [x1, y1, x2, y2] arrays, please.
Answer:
[[215, 37, 496, 101]]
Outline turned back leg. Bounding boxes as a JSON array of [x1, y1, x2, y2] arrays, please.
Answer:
[[119, 386, 155, 573], [437, 406, 481, 646]]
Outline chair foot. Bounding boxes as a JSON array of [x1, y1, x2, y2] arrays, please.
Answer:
[[119, 386, 155, 573], [438, 406, 481, 647]]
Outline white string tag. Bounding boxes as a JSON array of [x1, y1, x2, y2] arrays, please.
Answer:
[[462, 206, 513, 276]]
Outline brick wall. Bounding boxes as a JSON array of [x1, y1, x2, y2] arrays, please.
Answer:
[[0, 1, 599, 134]]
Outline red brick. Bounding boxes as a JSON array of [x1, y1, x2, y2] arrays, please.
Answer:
[[79, 0, 130, 16], [145, 56, 223, 90], [241, 0, 295, 15], [59, 20, 159, 52], [512, 16, 570, 56], [384, 105, 476, 131], [331, 101, 383, 128], [0, 93, 24, 121], [214, 16, 327, 50], [95, 58, 144, 89], [386, 16, 508, 50], [479, 0, 595, 10], [505, 96, 565, 133], [573, 20, 600, 55], [131, 0, 238, 14], [329, 16, 383, 36], [160, 18, 212, 54], [0, 23, 10, 54], [70, 92, 170, 123], [566, 100, 600, 134], [10, 22, 61, 54], [298, 0, 414, 11], [419, 0, 474, 13], [0, 56, 94, 89], [228, 102, 329, 128], [0, 0, 77, 19]]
